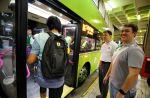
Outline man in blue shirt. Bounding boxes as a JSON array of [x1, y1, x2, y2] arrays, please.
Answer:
[[27, 16, 64, 98]]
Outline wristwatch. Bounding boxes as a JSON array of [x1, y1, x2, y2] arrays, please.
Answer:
[[119, 89, 126, 95]]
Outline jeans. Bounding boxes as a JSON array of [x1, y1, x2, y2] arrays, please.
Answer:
[[110, 82, 136, 98]]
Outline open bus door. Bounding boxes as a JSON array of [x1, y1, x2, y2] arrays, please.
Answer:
[[62, 24, 80, 96], [61, 24, 80, 97]]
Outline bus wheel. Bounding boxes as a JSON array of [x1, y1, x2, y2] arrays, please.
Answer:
[[78, 66, 89, 86]]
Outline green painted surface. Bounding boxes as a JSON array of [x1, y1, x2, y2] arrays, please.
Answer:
[[77, 50, 101, 82], [59, 0, 106, 32]]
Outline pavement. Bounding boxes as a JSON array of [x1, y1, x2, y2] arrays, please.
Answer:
[[25, 71, 150, 98], [26, 71, 99, 98]]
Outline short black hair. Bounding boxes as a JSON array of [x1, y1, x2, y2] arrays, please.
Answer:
[[123, 23, 138, 32], [103, 30, 112, 35], [46, 16, 61, 32], [27, 26, 32, 30]]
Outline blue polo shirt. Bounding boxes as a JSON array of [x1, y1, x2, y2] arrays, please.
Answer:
[[30, 32, 64, 88]]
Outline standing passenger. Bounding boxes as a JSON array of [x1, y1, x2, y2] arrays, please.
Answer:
[[103, 23, 144, 98], [27, 16, 64, 98], [27, 26, 34, 46], [96, 30, 118, 98]]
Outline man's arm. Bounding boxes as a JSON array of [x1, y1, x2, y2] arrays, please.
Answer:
[[103, 63, 112, 84], [27, 53, 38, 65], [120, 48, 144, 93], [27, 39, 40, 65], [116, 67, 140, 98], [120, 67, 140, 92]]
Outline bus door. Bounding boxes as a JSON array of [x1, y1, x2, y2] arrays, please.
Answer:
[[62, 24, 79, 87]]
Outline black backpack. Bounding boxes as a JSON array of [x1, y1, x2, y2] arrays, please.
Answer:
[[41, 32, 68, 79]]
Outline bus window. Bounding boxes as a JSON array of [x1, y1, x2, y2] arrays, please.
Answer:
[[0, 1, 16, 98], [64, 27, 75, 54], [80, 36, 95, 52], [95, 39, 101, 50]]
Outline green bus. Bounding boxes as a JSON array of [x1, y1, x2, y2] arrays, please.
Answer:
[[27, 0, 106, 97], [0, 0, 106, 98], [62, 23, 102, 97]]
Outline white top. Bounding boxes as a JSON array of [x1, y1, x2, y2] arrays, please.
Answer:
[[101, 41, 118, 62]]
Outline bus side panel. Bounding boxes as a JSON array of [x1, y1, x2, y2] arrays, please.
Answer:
[[77, 50, 101, 84]]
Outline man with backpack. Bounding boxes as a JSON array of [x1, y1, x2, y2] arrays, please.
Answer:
[[27, 16, 68, 98]]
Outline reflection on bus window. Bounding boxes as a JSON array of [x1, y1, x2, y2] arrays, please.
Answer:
[[80, 36, 95, 52], [95, 39, 101, 50], [64, 27, 75, 54], [0, 1, 16, 98]]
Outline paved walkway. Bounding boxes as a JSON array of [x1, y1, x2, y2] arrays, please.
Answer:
[[27, 71, 98, 98], [82, 76, 150, 98], [135, 76, 150, 98], [81, 77, 110, 98], [26, 72, 150, 98]]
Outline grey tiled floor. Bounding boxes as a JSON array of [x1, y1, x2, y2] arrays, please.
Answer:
[[135, 76, 150, 98], [27, 72, 99, 98], [26, 74, 150, 98], [82, 78, 100, 98], [27, 71, 103, 98]]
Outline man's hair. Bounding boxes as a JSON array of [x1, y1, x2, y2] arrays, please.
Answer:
[[46, 16, 61, 32], [27, 26, 31, 30], [103, 30, 112, 35], [123, 23, 138, 32]]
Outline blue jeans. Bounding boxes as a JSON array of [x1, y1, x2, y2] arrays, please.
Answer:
[[110, 82, 136, 98]]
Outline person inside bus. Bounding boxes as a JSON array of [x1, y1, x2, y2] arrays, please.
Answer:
[[27, 26, 34, 47], [80, 38, 89, 52], [26, 26, 34, 61], [96, 30, 118, 98], [27, 16, 64, 98], [70, 36, 74, 52], [87, 40, 93, 50], [65, 35, 74, 53], [103, 23, 144, 98]]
